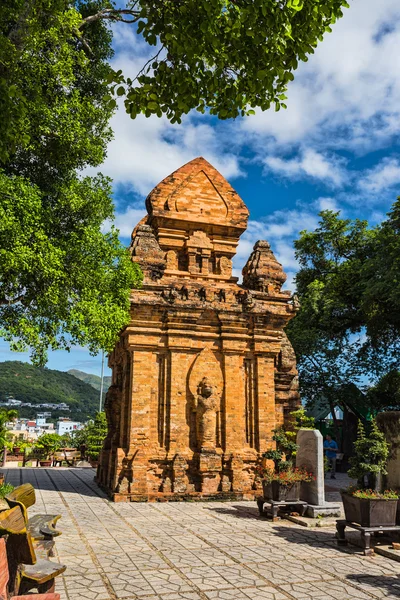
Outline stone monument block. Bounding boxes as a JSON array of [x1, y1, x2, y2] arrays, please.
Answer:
[[97, 157, 301, 501], [296, 428, 325, 506], [296, 428, 341, 518]]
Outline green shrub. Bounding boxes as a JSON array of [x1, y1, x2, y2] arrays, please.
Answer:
[[348, 420, 390, 491], [86, 412, 107, 461], [0, 482, 14, 498]]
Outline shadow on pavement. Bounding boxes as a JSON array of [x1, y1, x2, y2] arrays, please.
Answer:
[[270, 525, 361, 554], [346, 573, 400, 597], [2, 467, 107, 498], [206, 504, 261, 519]]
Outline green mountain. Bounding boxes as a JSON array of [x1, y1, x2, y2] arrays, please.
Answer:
[[0, 361, 100, 421], [67, 369, 111, 392]]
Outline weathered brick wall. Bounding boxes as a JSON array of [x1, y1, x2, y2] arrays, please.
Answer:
[[97, 157, 299, 501]]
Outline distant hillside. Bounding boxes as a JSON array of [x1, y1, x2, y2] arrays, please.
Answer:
[[0, 361, 100, 421], [68, 369, 111, 392]]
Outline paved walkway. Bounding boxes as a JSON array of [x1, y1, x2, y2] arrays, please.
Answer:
[[2, 468, 400, 600]]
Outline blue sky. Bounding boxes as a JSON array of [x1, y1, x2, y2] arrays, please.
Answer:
[[2, 0, 400, 376]]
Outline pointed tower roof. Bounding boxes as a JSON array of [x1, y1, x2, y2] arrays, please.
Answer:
[[145, 157, 249, 231]]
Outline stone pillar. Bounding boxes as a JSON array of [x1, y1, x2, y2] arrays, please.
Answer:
[[377, 411, 400, 489], [222, 353, 245, 453], [255, 355, 276, 453], [296, 429, 325, 506], [296, 428, 341, 517]]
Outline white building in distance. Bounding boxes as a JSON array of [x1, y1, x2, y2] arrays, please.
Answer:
[[56, 418, 83, 436]]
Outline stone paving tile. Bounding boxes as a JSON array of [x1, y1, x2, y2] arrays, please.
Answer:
[[316, 555, 400, 578], [86, 538, 125, 554], [56, 537, 88, 556], [142, 569, 194, 595], [222, 546, 285, 563], [240, 588, 288, 600], [190, 548, 236, 566], [95, 551, 140, 572], [57, 553, 98, 577], [202, 589, 253, 599], [280, 580, 372, 599], [4, 468, 400, 600], [128, 551, 171, 571], [204, 589, 288, 600], [150, 537, 196, 551], [249, 560, 335, 585], [158, 593, 202, 600], [163, 549, 208, 568], [345, 574, 400, 599], [106, 570, 160, 598], [179, 566, 236, 591], [214, 565, 268, 588], [60, 574, 111, 599]]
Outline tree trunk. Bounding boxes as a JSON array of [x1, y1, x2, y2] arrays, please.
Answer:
[[328, 399, 341, 447]]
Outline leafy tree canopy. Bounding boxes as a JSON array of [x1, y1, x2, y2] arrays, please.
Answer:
[[367, 370, 400, 413], [0, 1, 142, 365], [1, 0, 350, 365], [288, 198, 400, 414], [81, 0, 350, 123]]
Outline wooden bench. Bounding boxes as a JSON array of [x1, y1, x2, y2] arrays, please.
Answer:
[[6, 484, 62, 542], [63, 450, 81, 467], [52, 449, 81, 467], [0, 507, 65, 596], [52, 452, 64, 467], [0, 538, 60, 600]]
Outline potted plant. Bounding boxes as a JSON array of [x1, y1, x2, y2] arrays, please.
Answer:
[[342, 420, 399, 527], [261, 427, 313, 501], [35, 433, 63, 467], [261, 465, 313, 501]]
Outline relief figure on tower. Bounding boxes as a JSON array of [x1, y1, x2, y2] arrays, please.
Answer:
[[194, 377, 219, 450]]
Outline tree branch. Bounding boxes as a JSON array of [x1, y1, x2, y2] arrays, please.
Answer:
[[132, 47, 164, 83], [73, 29, 94, 56], [80, 9, 140, 28], [0, 293, 25, 306]]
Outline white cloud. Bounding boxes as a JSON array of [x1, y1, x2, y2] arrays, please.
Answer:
[[359, 158, 400, 193], [95, 102, 243, 197], [103, 206, 147, 239], [264, 149, 344, 187], [316, 197, 340, 212], [241, 0, 400, 153], [90, 30, 244, 196], [233, 205, 322, 292], [92, 0, 400, 218]]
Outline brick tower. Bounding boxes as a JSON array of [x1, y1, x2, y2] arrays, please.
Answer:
[[97, 157, 299, 501]]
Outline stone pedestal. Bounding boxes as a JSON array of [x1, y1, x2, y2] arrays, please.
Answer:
[[296, 428, 341, 518], [97, 157, 301, 501]]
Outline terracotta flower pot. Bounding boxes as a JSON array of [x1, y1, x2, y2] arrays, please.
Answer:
[[341, 492, 398, 527], [39, 460, 52, 467]]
